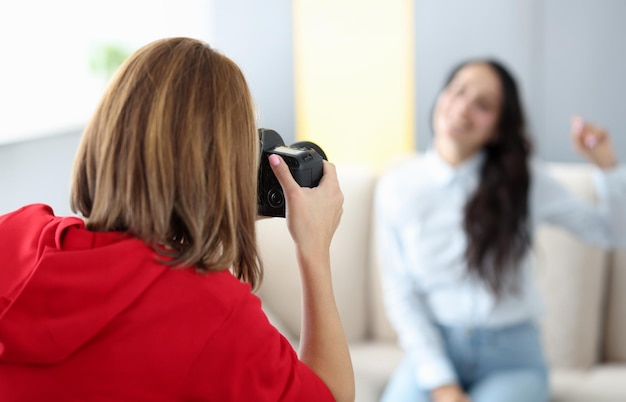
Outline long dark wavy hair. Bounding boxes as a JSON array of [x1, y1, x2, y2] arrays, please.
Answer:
[[438, 59, 533, 297]]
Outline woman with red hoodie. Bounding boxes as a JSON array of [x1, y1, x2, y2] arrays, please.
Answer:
[[0, 37, 354, 402]]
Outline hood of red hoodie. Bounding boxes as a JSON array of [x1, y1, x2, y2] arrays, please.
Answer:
[[0, 204, 168, 364]]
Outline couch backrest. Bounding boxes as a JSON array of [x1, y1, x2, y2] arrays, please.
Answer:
[[256, 164, 377, 343], [605, 248, 626, 362], [532, 163, 608, 369], [257, 160, 625, 369], [532, 164, 626, 367]]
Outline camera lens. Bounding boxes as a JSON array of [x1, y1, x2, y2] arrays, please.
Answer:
[[267, 188, 285, 208]]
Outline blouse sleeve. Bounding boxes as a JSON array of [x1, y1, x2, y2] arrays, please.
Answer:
[[183, 292, 335, 402], [374, 176, 458, 390], [531, 161, 626, 248]]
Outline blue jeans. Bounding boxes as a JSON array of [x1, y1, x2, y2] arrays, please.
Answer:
[[381, 321, 549, 402]]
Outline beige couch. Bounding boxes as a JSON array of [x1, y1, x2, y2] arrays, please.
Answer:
[[256, 159, 626, 402]]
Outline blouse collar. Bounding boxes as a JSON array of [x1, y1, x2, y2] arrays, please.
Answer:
[[424, 147, 485, 187]]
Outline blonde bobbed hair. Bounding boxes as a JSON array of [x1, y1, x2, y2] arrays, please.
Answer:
[[70, 37, 262, 288]]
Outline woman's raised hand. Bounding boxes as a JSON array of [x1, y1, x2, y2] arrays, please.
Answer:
[[571, 115, 618, 170]]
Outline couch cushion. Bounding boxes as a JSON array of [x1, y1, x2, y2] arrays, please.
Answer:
[[550, 365, 626, 402], [256, 164, 377, 342], [534, 226, 608, 370], [604, 248, 626, 362]]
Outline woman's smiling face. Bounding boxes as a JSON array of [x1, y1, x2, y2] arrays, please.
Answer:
[[433, 62, 503, 164]]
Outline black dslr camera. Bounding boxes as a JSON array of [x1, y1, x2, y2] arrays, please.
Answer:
[[257, 128, 327, 217]]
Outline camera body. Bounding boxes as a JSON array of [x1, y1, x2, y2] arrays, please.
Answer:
[[257, 128, 326, 217]]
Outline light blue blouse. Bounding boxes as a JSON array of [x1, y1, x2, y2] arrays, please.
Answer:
[[374, 149, 626, 390]]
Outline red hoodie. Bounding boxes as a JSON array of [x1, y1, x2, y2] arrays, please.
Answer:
[[0, 204, 334, 401]]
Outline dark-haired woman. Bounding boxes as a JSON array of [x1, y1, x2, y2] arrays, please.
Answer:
[[376, 59, 625, 402]]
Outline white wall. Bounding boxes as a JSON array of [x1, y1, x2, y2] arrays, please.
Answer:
[[541, 0, 626, 162], [0, 0, 213, 146], [0, 130, 82, 215], [0, 0, 293, 216], [415, 0, 626, 163], [209, 0, 295, 143], [2, 0, 625, 216]]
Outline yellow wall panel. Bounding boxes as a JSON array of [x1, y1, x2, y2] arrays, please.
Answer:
[[293, 0, 415, 170]]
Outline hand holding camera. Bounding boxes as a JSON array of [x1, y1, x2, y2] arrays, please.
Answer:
[[257, 128, 327, 217], [258, 128, 343, 255], [259, 130, 350, 400]]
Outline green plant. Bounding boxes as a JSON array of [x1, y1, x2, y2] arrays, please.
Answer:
[[88, 43, 131, 81]]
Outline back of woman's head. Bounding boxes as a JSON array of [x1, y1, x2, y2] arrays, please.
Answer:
[[70, 37, 261, 288], [444, 59, 533, 296]]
